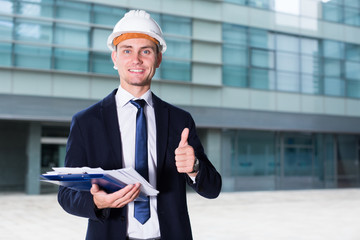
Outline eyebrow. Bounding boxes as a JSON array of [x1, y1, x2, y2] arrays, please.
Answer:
[[118, 45, 156, 51]]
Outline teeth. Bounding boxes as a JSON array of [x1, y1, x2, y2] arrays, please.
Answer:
[[129, 69, 143, 72]]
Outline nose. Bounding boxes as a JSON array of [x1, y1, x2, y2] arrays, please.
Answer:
[[131, 52, 143, 64]]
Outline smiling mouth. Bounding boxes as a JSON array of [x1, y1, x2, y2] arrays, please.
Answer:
[[129, 69, 144, 73]]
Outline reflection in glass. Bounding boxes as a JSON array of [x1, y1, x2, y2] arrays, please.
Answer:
[[344, 7, 360, 26], [56, 0, 90, 22], [322, 40, 344, 59], [277, 71, 300, 92], [14, 44, 51, 69], [324, 77, 345, 96], [251, 49, 274, 69], [17, 1, 53, 18], [223, 65, 247, 87], [91, 52, 115, 75], [161, 60, 191, 82], [347, 80, 360, 98], [0, 17, 13, 41], [164, 38, 191, 59], [301, 38, 319, 56], [301, 55, 319, 75], [91, 28, 112, 51], [54, 24, 90, 47], [223, 23, 247, 45], [162, 15, 192, 37], [0, 42, 12, 66], [276, 52, 300, 73], [322, 2, 343, 23], [345, 61, 360, 80], [346, 44, 360, 61], [54, 48, 89, 72], [250, 68, 275, 90], [323, 59, 342, 77], [92, 5, 126, 26], [0, 0, 13, 14], [15, 19, 52, 43], [302, 74, 320, 94], [276, 34, 299, 53], [223, 45, 248, 66], [249, 28, 274, 49]]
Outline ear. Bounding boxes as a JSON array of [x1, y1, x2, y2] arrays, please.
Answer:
[[111, 50, 117, 67], [156, 52, 162, 68]]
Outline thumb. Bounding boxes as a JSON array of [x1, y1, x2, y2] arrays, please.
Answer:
[[178, 128, 189, 147]]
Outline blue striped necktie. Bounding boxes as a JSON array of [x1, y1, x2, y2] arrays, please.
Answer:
[[130, 99, 150, 224]]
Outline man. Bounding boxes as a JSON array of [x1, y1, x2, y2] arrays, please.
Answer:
[[58, 10, 222, 240]]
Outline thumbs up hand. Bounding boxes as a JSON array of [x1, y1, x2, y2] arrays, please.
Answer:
[[175, 128, 198, 177]]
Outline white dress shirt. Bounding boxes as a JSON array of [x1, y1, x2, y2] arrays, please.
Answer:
[[115, 86, 160, 239]]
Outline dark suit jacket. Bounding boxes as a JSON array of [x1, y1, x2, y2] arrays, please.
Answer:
[[58, 89, 222, 240]]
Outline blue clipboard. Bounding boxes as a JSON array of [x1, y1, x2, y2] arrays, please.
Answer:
[[41, 173, 147, 200]]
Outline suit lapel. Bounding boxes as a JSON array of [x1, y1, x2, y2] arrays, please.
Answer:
[[101, 89, 123, 168], [152, 93, 169, 177]]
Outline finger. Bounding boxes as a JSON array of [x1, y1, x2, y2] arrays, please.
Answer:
[[178, 128, 189, 147], [90, 184, 100, 195]]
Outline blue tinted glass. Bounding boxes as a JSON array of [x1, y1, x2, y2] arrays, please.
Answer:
[[223, 23, 247, 45], [276, 52, 299, 73], [14, 44, 51, 69], [301, 74, 320, 94], [276, 34, 299, 53], [56, 0, 90, 22], [161, 60, 191, 82], [347, 80, 360, 98], [224, 0, 246, 4], [322, 3, 343, 22], [0, 0, 13, 14], [15, 19, 52, 43], [249, 28, 274, 49], [54, 48, 88, 72], [91, 52, 116, 75], [322, 40, 344, 59], [301, 38, 319, 56], [162, 15, 191, 37], [17, 1, 53, 18], [251, 49, 274, 69], [223, 45, 248, 66], [344, 0, 360, 8], [55, 24, 90, 47], [0, 17, 13, 41], [345, 61, 360, 80], [344, 7, 360, 26], [248, 0, 270, 9], [277, 71, 300, 92], [324, 59, 342, 77], [301, 55, 319, 75], [92, 5, 126, 26], [0, 42, 12, 66], [346, 44, 360, 62], [92, 28, 112, 51], [250, 68, 275, 90], [164, 38, 191, 59], [223, 66, 247, 87], [324, 77, 345, 96]]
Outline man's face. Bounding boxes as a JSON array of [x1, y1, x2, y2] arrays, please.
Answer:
[[111, 38, 162, 92]]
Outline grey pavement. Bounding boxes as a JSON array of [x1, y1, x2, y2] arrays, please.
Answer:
[[0, 189, 359, 240]]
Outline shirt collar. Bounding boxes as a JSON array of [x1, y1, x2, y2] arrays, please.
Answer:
[[116, 85, 153, 108]]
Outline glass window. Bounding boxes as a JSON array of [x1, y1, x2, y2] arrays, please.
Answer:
[[0, 42, 12, 66], [347, 80, 360, 98], [251, 49, 274, 69], [250, 68, 275, 90], [322, 3, 343, 23], [345, 61, 360, 80], [276, 34, 299, 53], [223, 23, 247, 45], [344, 0, 360, 8], [301, 74, 320, 94], [322, 40, 344, 59], [56, 0, 90, 23], [0, 0, 13, 14], [324, 77, 345, 96], [164, 38, 191, 59], [161, 15, 191, 37], [92, 5, 126, 26], [301, 38, 319, 56], [14, 44, 51, 69], [276, 52, 300, 73], [223, 66, 247, 87], [346, 44, 360, 62], [54, 24, 90, 47], [249, 28, 274, 49], [0, 17, 13, 41], [16, 0, 53, 18], [224, 0, 246, 4], [54, 48, 89, 72], [92, 28, 112, 51], [248, 0, 270, 9], [15, 19, 52, 43], [160, 60, 191, 82], [277, 71, 300, 92], [344, 7, 360, 26], [223, 45, 248, 66], [324, 59, 342, 77], [301, 55, 319, 75], [91, 52, 116, 75]]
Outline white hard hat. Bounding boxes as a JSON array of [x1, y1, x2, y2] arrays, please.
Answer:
[[107, 10, 167, 53]]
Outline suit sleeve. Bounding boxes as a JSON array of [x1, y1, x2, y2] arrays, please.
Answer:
[[57, 115, 110, 221], [186, 116, 222, 199]]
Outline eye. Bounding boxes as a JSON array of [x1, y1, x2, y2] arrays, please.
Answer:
[[143, 50, 150, 54], [124, 49, 131, 54]]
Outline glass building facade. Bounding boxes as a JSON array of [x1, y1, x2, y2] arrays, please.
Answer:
[[0, 0, 360, 194]]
